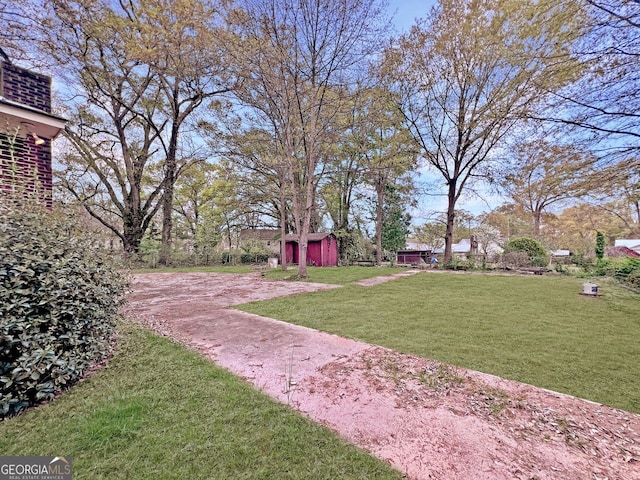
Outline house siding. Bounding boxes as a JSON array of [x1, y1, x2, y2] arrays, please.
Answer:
[[0, 133, 52, 204], [0, 60, 54, 206], [1, 61, 52, 113]]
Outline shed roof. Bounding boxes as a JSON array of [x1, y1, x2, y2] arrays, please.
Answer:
[[239, 228, 280, 241], [607, 246, 640, 258], [284, 232, 333, 242], [614, 239, 640, 251]]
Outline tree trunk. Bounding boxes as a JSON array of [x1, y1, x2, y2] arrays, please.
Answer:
[[159, 122, 180, 266], [339, 198, 349, 264], [297, 233, 308, 277], [225, 216, 233, 263], [279, 178, 288, 271], [533, 210, 542, 238], [296, 178, 315, 278], [444, 180, 457, 264], [295, 148, 318, 278], [375, 180, 384, 266], [337, 224, 350, 264], [122, 218, 144, 256]]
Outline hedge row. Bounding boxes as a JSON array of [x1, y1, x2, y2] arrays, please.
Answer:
[[504, 237, 549, 267], [595, 257, 640, 290], [0, 201, 127, 418]]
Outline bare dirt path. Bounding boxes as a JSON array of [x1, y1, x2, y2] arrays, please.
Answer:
[[354, 268, 422, 286], [125, 272, 640, 480]]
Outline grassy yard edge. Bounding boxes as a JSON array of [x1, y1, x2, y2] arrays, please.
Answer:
[[0, 321, 402, 480]]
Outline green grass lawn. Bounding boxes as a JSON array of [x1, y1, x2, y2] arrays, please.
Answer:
[[132, 264, 400, 284], [264, 266, 400, 284], [132, 265, 255, 274], [238, 272, 640, 413], [0, 323, 401, 480]]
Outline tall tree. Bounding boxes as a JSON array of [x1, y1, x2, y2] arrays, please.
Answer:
[[380, 183, 412, 259], [413, 221, 446, 250], [413, 209, 478, 250], [351, 88, 417, 265], [42, 0, 168, 254], [13, 0, 233, 256], [535, 1, 640, 157], [203, 160, 250, 252], [385, 0, 583, 262], [122, 0, 236, 265], [172, 160, 220, 253], [216, 124, 294, 269], [0, 4, 28, 58], [11, 0, 235, 255], [545, 203, 629, 254], [230, 0, 390, 277], [500, 140, 594, 237], [586, 157, 640, 236], [480, 204, 533, 242], [320, 134, 365, 263]]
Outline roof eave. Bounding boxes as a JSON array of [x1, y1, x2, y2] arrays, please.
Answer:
[[0, 98, 67, 139]]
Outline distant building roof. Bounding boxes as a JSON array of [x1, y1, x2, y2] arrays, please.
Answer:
[[551, 249, 572, 257], [607, 246, 640, 258], [405, 242, 432, 250], [452, 238, 471, 253], [615, 239, 640, 252], [433, 239, 503, 255], [284, 232, 333, 242], [239, 229, 280, 241]]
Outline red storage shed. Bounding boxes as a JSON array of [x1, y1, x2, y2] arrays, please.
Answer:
[[284, 233, 338, 267], [396, 249, 432, 265]]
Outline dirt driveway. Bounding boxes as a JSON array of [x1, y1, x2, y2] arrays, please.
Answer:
[[126, 272, 640, 480]]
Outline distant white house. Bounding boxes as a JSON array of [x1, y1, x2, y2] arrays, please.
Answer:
[[453, 238, 472, 253], [550, 249, 572, 257], [238, 228, 281, 254], [614, 239, 640, 254], [405, 242, 433, 251], [428, 238, 503, 256]]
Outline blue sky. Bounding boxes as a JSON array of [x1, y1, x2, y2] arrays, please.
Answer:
[[388, 0, 435, 32], [387, 0, 503, 220], [50, 0, 497, 222]]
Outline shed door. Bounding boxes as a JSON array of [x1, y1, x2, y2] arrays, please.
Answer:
[[307, 241, 322, 266], [286, 242, 297, 264]]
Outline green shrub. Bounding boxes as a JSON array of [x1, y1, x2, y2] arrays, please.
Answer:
[[593, 258, 611, 276], [0, 201, 127, 419], [504, 237, 549, 267], [587, 256, 640, 289], [571, 253, 594, 269], [444, 256, 463, 270], [501, 251, 531, 268], [613, 257, 640, 289], [626, 270, 640, 289], [554, 262, 567, 274], [595, 231, 605, 260], [220, 252, 234, 264], [240, 252, 270, 264]]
